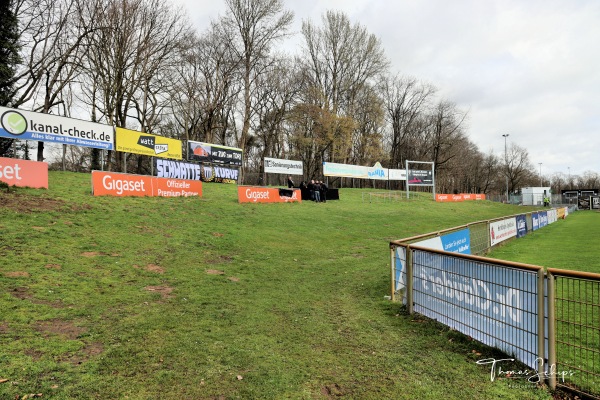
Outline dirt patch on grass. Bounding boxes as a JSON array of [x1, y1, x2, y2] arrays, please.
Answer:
[[44, 264, 62, 270], [81, 251, 102, 257], [0, 322, 8, 333], [24, 348, 45, 361], [10, 287, 65, 308], [145, 264, 165, 274], [206, 269, 225, 275], [80, 251, 119, 257], [34, 319, 87, 340], [11, 287, 31, 300], [65, 342, 104, 366], [321, 383, 345, 397], [228, 276, 240, 282], [144, 285, 174, 299], [206, 255, 234, 264], [4, 271, 30, 278], [0, 191, 66, 213]]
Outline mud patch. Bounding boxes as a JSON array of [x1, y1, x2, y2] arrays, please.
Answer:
[[45, 264, 62, 270], [0, 191, 67, 213], [206, 255, 234, 264], [228, 276, 240, 282], [65, 342, 104, 365], [10, 287, 64, 308], [24, 348, 44, 361], [145, 264, 165, 274], [4, 271, 30, 278], [11, 287, 31, 300], [34, 319, 87, 340], [321, 383, 345, 397], [144, 285, 174, 299], [0, 322, 8, 333], [206, 269, 225, 275], [81, 251, 102, 257], [80, 251, 119, 257]]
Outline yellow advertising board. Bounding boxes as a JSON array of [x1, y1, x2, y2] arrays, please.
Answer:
[[115, 127, 182, 160]]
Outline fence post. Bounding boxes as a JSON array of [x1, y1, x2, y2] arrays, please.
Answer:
[[407, 245, 413, 314], [537, 268, 545, 380], [547, 271, 557, 389]]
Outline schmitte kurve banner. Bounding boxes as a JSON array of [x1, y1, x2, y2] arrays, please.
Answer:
[[0, 106, 114, 150]]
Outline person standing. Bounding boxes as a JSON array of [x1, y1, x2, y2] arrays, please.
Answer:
[[287, 176, 295, 188], [319, 180, 328, 202], [307, 180, 315, 201]]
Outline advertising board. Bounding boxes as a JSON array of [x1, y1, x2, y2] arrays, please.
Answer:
[[92, 171, 202, 197], [0, 106, 113, 150], [0, 157, 48, 189], [413, 228, 471, 255], [412, 250, 539, 369], [237, 186, 301, 203], [407, 169, 433, 185], [188, 141, 242, 166], [155, 159, 201, 180], [490, 217, 517, 246], [115, 128, 182, 160], [264, 157, 303, 175]]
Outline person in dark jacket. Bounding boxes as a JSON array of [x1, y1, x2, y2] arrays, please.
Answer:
[[308, 180, 320, 201], [319, 180, 328, 202], [287, 176, 295, 188]]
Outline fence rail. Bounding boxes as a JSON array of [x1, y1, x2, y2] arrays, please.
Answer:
[[390, 208, 600, 398]]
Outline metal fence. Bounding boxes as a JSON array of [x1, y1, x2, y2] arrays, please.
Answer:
[[390, 208, 600, 398], [548, 269, 600, 397]]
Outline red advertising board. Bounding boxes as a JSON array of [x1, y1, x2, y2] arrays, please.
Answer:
[[436, 193, 486, 202], [0, 157, 48, 189], [237, 186, 301, 203], [92, 171, 202, 197]]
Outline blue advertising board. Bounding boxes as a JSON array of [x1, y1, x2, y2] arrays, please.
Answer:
[[532, 212, 539, 231], [538, 211, 548, 228], [516, 214, 528, 238], [412, 250, 540, 369]]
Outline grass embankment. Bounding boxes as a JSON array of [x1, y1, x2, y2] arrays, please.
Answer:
[[1, 172, 551, 399]]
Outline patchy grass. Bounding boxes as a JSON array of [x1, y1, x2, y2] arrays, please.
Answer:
[[0, 171, 552, 399]]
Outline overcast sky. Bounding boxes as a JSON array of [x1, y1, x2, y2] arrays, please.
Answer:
[[174, 0, 600, 179]]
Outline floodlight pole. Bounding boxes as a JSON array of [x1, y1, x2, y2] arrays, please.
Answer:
[[502, 134, 509, 203], [539, 163, 542, 186]]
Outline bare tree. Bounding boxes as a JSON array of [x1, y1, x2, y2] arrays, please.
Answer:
[[300, 10, 388, 166], [9, 0, 102, 161], [222, 0, 293, 176], [505, 142, 535, 193], [380, 75, 436, 169], [167, 22, 240, 148], [82, 0, 190, 171], [252, 57, 301, 165]]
